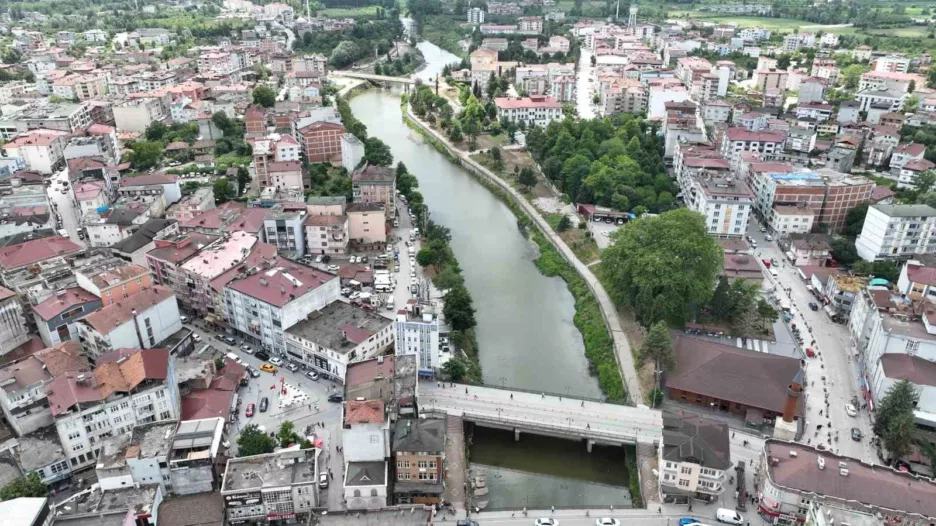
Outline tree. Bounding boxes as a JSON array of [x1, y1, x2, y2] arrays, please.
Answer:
[[639, 321, 674, 370], [329, 41, 359, 69], [236, 166, 251, 195], [448, 119, 464, 142], [874, 379, 919, 437], [841, 64, 869, 91], [237, 424, 276, 457], [278, 420, 297, 448], [490, 146, 503, 171], [0, 473, 47, 500], [756, 298, 780, 330], [913, 170, 936, 196], [214, 178, 234, 203], [127, 141, 164, 170], [905, 94, 921, 114], [442, 356, 468, 381], [145, 121, 168, 142], [776, 54, 792, 70], [601, 209, 723, 326], [884, 411, 917, 461], [557, 215, 571, 232], [364, 137, 393, 166], [830, 237, 859, 266], [518, 167, 536, 191], [844, 203, 869, 239], [252, 86, 276, 108], [709, 276, 732, 321], [214, 358, 225, 370], [443, 285, 476, 331], [416, 247, 437, 269]]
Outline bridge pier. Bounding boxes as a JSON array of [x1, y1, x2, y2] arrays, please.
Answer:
[[586, 439, 594, 453], [514, 428, 521, 442]]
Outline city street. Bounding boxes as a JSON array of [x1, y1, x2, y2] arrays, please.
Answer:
[[577, 49, 596, 119], [746, 223, 876, 462], [48, 169, 82, 243], [181, 321, 348, 511]]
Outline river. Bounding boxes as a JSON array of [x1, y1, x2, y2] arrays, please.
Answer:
[[348, 41, 631, 509]]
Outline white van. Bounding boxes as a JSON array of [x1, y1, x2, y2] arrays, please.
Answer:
[[770, 267, 778, 277], [386, 296, 394, 310], [716, 508, 743, 526]]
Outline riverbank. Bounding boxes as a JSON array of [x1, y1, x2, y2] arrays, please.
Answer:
[[401, 101, 639, 404]]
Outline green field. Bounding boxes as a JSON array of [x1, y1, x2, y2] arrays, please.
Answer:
[[867, 25, 931, 37], [320, 6, 379, 17]]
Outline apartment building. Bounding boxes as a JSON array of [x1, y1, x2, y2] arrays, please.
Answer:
[[75, 263, 153, 307], [352, 165, 396, 220], [74, 286, 182, 359], [467, 7, 485, 24], [394, 301, 443, 375], [719, 128, 786, 167], [285, 300, 393, 382], [168, 417, 226, 495], [176, 231, 258, 315], [297, 121, 345, 163], [601, 78, 646, 115], [517, 16, 543, 33], [165, 187, 215, 222], [341, 134, 365, 173], [305, 207, 349, 256], [494, 95, 563, 128], [224, 258, 340, 354], [221, 450, 319, 524], [659, 410, 730, 501], [684, 174, 753, 238], [392, 418, 445, 505], [3, 130, 69, 175], [48, 348, 180, 471], [95, 420, 177, 493], [113, 98, 167, 134], [0, 286, 29, 357], [197, 52, 238, 76], [0, 341, 89, 436], [263, 203, 307, 255], [145, 231, 219, 290], [32, 288, 103, 347], [856, 204, 936, 261], [251, 133, 301, 188], [753, 68, 789, 92]]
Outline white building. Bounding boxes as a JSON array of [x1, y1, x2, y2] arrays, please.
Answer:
[[221, 449, 319, 524], [95, 420, 177, 493], [341, 133, 365, 173], [659, 410, 730, 501], [48, 348, 180, 471], [719, 128, 786, 167], [855, 204, 936, 261], [684, 174, 753, 238], [285, 300, 394, 382], [494, 96, 563, 128], [224, 258, 340, 354], [467, 7, 485, 25], [394, 302, 443, 375], [74, 286, 183, 359]]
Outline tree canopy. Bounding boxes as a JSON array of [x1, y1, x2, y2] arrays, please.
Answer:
[[252, 86, 276, 108], [873, 380, 919, 462], [601, 209, 724, 326], [639, 321, 674, 370], [0, 473, 47, 500], [237, 424, 276, 457]]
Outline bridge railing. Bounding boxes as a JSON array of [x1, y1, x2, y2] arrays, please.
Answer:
[[421, 405, 660, 445], [428, 381, 627, 407]]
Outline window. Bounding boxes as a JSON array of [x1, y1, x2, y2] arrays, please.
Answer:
[[678, 479, 691, 487], [680, 466, 692, 475]]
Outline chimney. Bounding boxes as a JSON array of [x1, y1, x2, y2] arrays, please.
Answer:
[[782, 367, 804, 423]]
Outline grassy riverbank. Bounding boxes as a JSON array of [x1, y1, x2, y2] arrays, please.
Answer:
[[401, 103, 626, 403]]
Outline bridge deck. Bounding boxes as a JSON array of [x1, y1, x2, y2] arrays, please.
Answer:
[[420, 381, 662, 445], [332, 71, 416, 84]]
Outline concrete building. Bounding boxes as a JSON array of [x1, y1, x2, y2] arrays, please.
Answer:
[[394, 300, 444, 375], [0, 342, 89, 436], [347, 203, 387, 249], [305, 209, 349, 256], [48, 348, 180, 471], [392, 418, 445, 505], [74, 286, 182, 359], [263, 203, 307, 256], [75, 263, 153, 307], [856, 204, 936, 261], [298, 121, 345, 163], [600, 78, 647, 116], [251, 133, 301, 189], [719, 128, 786, 167], [13, 426, 73, 488], [221, 449, 319, 524], [352, 165, 396, 220], [113, 98, 166, 134], [285, 300, 393, 382], [0, 286, 29, 357], [95, 420, 177, 493], [467, 7, 485, 24], [224, 257, 340, 354], [341, 133, 365, 173], [344, 461, 387, 510], [169, 417, 225, 496], [683, 174, 754, 238], [659, 410, 730, 502], [856, 88, 905, 112], [2, 130, 68, 175], [494, 96, 563, 128], [32, 288, 103, 347], [0, 497, 52, 526]]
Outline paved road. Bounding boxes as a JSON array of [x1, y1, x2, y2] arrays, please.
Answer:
[[577, 49, 597, 119], [49, 169, 82, 243], [405, 108, 644, 404], [420, 381, 662, 445], [747, 223, 875, 461]]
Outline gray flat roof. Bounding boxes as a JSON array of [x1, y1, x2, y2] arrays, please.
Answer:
[[222, 449, 317, 492], [16, 425, 67, 471], [286, 301, 392, 355], [873, 204, 936, 218]]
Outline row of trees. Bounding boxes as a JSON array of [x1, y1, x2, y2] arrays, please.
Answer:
[[525, 115, 675, 214], [335, 95, 394, 167], [293, 18, 404, 69]]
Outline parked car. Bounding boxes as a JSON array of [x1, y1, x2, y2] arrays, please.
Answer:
[[241, 345, 253, 354], [845, 403, 858, 417], [248, 366, 260, 378], [260, 363, 277, 373], [270, 356, 283, 366], [259, 397, 269, 412], [851, 427, 862, 441], [716, 508, 744, 526], [220, 335, 236, 345], [314, 255, 324, 263], [193, 334, 201, 342], [255, 351, 270, 361], [180, 315, 188, 323], [361, 256, 368, 263], [245, 403, 255, 417], [328, 394, 343, 403], [595, 520, 620, 526], [809, 302, 819, 311], [765, 234, 773, 242], [535, 519, 559, 526], [306, 371, 320, 381], [341, 287, 352, 296], [326, 265, 340, 272], [286, 362, 299, 372], [319, 472, 329, 488]]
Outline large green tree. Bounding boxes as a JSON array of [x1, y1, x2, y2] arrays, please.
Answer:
[[127, 141, 164, 170], [0, 473, 47, 500], [601, 209, 723, 325], [874, 379, 919, 437], [278, 420, 298, 448], [640, 321, 674, 370], [238, 424, 276, 457], [214, 178, 234, 203], [364, 137, 393, 167], [443, 285, 476, 331], [252, 86, 276, 108]]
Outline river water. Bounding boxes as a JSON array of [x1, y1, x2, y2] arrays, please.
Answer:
[[348, 41, 631, 508]]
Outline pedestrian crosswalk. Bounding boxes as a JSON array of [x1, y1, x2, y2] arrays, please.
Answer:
[[737, 337, 770, 353]]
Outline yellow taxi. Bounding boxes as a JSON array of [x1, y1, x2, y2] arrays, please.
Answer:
[[260, 363, 277, 373]]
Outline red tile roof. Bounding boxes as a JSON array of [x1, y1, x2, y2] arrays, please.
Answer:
[[898, 142, 927, 157], [494, 95, 562, 109], [182, 388, 234, 421], [904, 158, 935, 171], [344, 399, 385, 425], [32, 287, 100, 320], [226, 258, 337, 307], [0, 236, 83, 271], [121, 174, 178, 186], [724, 128, 786, 143], [79, 286, 175, 334]]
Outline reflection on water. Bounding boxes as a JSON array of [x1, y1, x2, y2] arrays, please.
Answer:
[[471, 464, 633, 510]]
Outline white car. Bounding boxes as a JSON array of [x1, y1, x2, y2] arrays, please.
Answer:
[[845, 403, 858, 417], [193, 334, 201, 342], [596, 519, 620, 526], [270, 356, 283, 366], [535, 519, 559, 526], [765, 234, 773, 242], [314, 255, 324, 263], [327, 265, 340, 272]]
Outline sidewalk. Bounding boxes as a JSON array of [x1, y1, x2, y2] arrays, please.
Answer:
[[404, 107, 643, 405]]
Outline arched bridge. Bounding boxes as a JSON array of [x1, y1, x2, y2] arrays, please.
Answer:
[[332, 70, 417, 85], [420, 382, 662, 450]]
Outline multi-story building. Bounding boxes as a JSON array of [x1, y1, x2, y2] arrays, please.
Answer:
[[0, 341, 89, 436], [95, 420, 177, 493], [14, 426, 73, 488], [75, 263, 153, 307], [719, 128, 786, 167], [856, 87, 905, 112], [601, 78, 646, 116], [394, 301, 442, 375], [145, 231, 219, 291], [341, 134, 365, 174], [873, 54, 911, 74], [221, 449, 319, 524], [168, 417, 226, 495], [0, 286, 29, 357], [683, 171, 753, 238], [224, 258, 340, 354], [467, 7, 485, 24], [392, 418, 445, 505], [753, 68, 789, 92], [48, 348, 180, 471], [658, 409, 730, 502], [769, 205, 815, 237], [113, 98, 167, 134], [74, 286, 182, 359], [285, 300, 393, 382], [494, 95, 563, 128], [305, 213, 348, 256], [352, 165, 396, 220], [166, 187, 215, 222], [856, 204, 936, 261], [298, 121, 345, 164], [197, 52, 238, 76], [251, 133, 302, 188], [2, 130, 69, 175], [32, 287, 103, 346], [263, 203, 307, 255], [176, 231, 258, 315], [347, 203, 387, 249], [517, 16, 543, 33]]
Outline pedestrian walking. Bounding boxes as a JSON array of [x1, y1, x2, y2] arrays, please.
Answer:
[[581, 401, 584, 407], [658, 507, 662, 514], [510, 394, 513, 400], [465, 388, 468, 395], [541, 393, 545, 399]]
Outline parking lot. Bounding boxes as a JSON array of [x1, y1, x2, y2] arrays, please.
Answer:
[[587, 217, 622, 249]]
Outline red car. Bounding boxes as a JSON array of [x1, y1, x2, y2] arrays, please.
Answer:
[[245, 403, 255, 417], [762, 259, 772, 268]]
